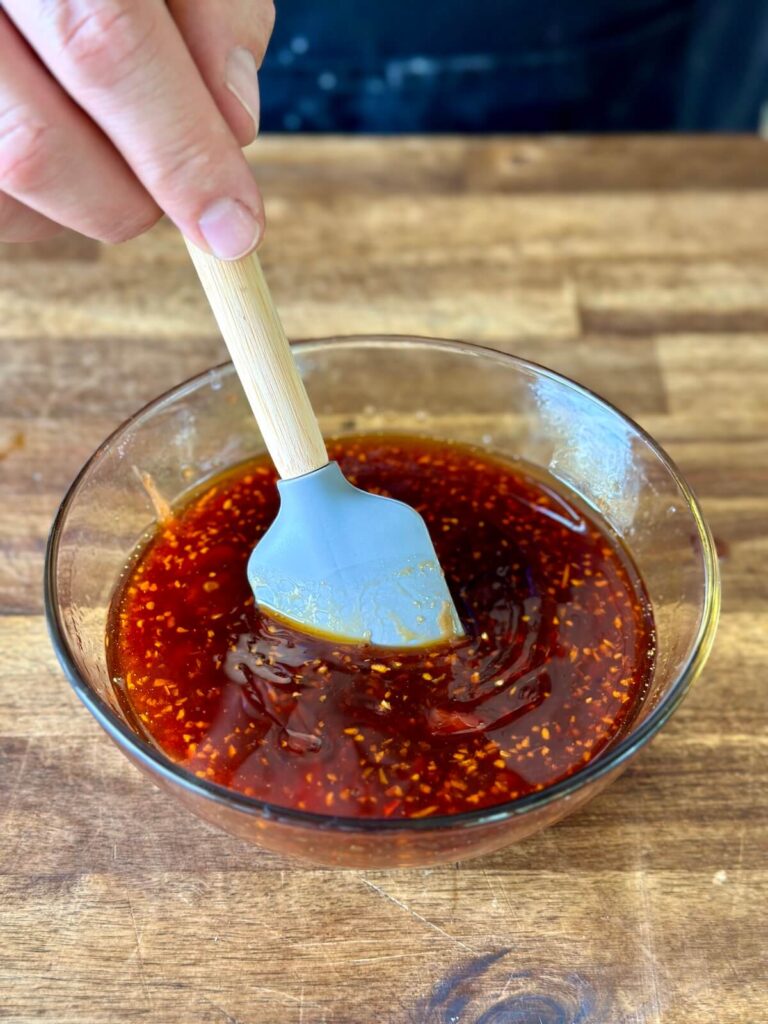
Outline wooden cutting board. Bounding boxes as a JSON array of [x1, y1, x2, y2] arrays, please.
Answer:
[[0, 136, 765, 1024]]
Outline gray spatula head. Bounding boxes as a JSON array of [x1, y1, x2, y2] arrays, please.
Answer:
[[247, 461, 463, 647]]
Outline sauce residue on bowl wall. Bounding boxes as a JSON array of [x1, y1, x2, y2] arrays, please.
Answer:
[[107, 435, 655, 820]]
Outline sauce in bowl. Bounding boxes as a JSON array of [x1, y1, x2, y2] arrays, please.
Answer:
[[107, 435, 655, 819]]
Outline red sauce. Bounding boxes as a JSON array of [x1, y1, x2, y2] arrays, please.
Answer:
[[107, 435, 654, 819]]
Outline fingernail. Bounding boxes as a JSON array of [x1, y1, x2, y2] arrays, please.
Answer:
[[226, 47, 260, 139], [198, 197, 261, 260]]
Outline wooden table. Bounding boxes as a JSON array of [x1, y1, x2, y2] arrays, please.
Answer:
[[1, 137, 765, 1023]]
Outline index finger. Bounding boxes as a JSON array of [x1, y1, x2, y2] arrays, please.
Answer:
[[170, 0, 275, 147], [5, 0, 265, 258]]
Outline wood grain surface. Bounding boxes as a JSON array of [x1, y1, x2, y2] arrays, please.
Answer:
[[0, 136, 766, 1024]]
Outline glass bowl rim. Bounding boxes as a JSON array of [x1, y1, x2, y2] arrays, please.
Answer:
[[45, 334, 721, 834]]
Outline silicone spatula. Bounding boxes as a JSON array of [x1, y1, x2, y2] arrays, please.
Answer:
[[185, 243, 463, 648]]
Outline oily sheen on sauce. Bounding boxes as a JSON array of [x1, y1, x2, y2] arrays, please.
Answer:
[[107, 435, 655, 820]]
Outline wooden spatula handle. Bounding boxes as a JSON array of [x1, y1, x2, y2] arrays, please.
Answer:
[[186, 241, 328, 480]]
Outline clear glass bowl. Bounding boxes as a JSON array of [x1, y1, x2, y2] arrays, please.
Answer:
[[45, 337, 720, 868]]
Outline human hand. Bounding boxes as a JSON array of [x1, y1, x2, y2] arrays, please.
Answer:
[[0, 1, 273, 258]]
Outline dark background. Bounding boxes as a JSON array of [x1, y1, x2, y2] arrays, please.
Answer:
[[259, 0, 768, 133]]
